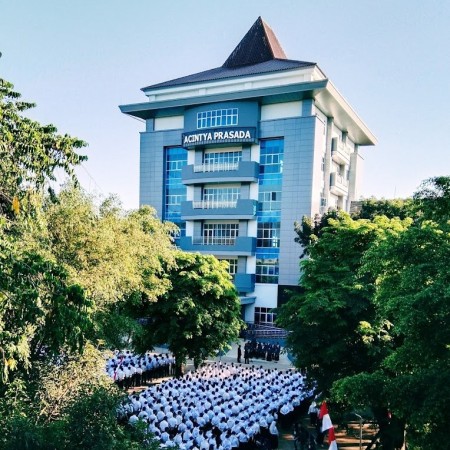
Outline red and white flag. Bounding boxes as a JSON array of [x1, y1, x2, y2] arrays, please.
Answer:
[[328, 427, 338, 450], [319, 402, 333, 432]]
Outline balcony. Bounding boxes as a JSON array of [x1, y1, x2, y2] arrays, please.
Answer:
[[330, 172, 349, 196], [240, 296, 256, 306], [331, 138, 350, 165], [181, 199, 257, 220], [181, 161, 259, 185], [234, 273, 256, 294], [178, 236, 256, 256]]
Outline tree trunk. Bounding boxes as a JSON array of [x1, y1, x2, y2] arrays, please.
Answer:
[[372, 408, 405, 450], [173, 354, 184, 378]]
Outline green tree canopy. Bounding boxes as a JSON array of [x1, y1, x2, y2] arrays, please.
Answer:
[[0, 76, 162, 448], [0, 76, 86, 215], [43, 186, 176, 308], [135, 251, 243, 376], [280, 176, 450, 449], [278, 212, 410, 391], [351, 197, 415, 220], [413, 175, 450, 223]]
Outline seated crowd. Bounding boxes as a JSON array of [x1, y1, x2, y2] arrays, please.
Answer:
[[111, 359, 313, 449]]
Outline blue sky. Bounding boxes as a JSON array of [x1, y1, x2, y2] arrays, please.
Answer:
[[1, 0, 449, 209]]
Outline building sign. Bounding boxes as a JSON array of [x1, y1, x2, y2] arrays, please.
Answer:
[[182, 127, 257, 147]]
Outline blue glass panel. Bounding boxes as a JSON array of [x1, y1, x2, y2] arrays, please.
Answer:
[[164, 147, 187, 229], [257, 139, 284, 283]]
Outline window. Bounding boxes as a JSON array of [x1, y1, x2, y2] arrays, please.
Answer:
[[256, 251, 279, 283], [257, 139, 284, 283], [254, 307, 277, 325], [259, 139, 284, 186], [197, 108, 238, 129], [164, 147, 187, 231], [201, 223, 239, 245], [258, 191, 281, 212], [219, 258, 238, 277], [257, 222, 280, 248], [204, 150, 242, 165], [203, 186, 240, 204]]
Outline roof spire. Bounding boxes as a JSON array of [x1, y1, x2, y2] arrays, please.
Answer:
[[223, 17, 287, 68]]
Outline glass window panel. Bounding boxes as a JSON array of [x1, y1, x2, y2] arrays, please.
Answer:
[[164, 147, 187, 231], [197, 108, 240, 129], [254, 307, 277, 325]]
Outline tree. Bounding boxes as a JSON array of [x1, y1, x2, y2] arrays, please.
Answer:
[[0, 228, 93, 384], [413, 175, 450, 223], [357, 219, 450, 449], [294, 209, 340, 257], [0, 74, 170, 449], [135, 251, 243, 376], [278, 212, 411, 449], [280, 176, 450, 449], [0, 76, 86, 215], [0, 76, 91, 384], [41, 185, 177, 347], [351, 197, 415, 221], [278, 212, 410, 391]]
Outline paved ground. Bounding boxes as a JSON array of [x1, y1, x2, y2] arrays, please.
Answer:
[[197, 338, 293, 370]]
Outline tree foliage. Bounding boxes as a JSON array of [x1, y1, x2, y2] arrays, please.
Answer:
[[0, 76, 163, 449], [413, 175, 450, 223], [351, 197, 415, 220], [293, 209, 340, 257], [135, 251, 243, 376], [278, 212, 410, 391], [361, 220, 450, 449], [280, 177, 450, 449], [0, 76, 86, 214], [0, 215, 93, 384]]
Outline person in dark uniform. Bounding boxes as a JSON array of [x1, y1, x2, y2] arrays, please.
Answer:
[[237, 345, 242, 363], [244, 346, 250, 364]]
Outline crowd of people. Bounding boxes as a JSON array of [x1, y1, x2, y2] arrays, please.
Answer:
[[112, 359, 313, 449], [239, 340, 282, 363], [106, 350, 175, 389]]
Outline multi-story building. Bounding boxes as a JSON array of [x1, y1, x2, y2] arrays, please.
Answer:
[[120, 17, 376, 325]]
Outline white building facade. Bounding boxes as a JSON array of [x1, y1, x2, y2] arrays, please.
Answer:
[[120, 17, 376, 324]]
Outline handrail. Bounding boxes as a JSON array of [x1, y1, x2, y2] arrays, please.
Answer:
[[331, 142, 350, 155], [192, 200, 238, 209], [331, 172, 349, 187], [192, 237, 236, 246], [193, 162, 239, 173]]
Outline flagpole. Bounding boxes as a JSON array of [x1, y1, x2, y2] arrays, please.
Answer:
[[352, 412, 363, 450]]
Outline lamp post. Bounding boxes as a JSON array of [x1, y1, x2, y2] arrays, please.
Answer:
[[352, 413, 363, 450]]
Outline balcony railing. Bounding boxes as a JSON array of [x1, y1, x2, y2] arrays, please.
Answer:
[[192, 200, 238, 209], [192, 236, 237, 246], [193, 162, 239, 173], [181, 199, 257, 220], [332, 173, 348, 187], [331, 138, 351, 165], [330, 172, 349, 195], [182, 161, 259, 185], [178, 236, 256, 255], [242, 323, 289, 339]]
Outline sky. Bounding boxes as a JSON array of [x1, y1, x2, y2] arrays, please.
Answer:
[[1, 0, 449, 209]]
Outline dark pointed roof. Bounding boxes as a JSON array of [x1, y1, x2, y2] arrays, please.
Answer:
[[142, 18, 316, 92], [223, 16, 287, 68]]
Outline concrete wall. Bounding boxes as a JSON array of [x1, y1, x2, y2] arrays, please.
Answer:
[[140, 129, 183, 214], [260, 116, 316, 287]]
